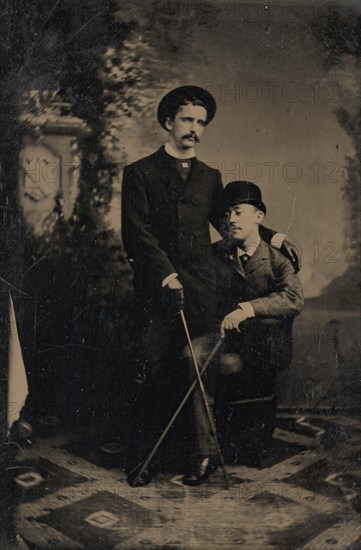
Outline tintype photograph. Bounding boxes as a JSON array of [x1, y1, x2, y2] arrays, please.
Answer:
[[1, 1, 360, 549]]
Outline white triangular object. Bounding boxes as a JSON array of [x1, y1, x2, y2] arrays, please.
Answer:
[[7, 292, 28, 431]]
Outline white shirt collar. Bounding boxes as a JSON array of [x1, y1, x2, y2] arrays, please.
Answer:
[[164, 142, 196, 159], [238, 236, 261, 258]]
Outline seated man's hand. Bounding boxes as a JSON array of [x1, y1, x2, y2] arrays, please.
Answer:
[[220, 308, 249, 338], [165, 277, 184, 313], [281, 240, 301, 272]]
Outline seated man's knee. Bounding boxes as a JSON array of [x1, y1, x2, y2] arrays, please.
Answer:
[[182, 334, 218, 365], [219, 352, 244, 376]]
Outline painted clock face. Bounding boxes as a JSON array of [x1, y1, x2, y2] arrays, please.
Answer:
[[18, 143, 61, 235]]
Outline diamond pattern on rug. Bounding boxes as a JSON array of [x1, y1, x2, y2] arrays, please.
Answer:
[[247, 493, 346, 548], [260, 438, 308, 469], [14, 414, 361, 549], [13, 458, 89, 503], [306, 417, 361, 447], [64, 435, 126, 469], [277, 417, 324, 439], [282, 459, 355, 501], [38, 491, 167, 548]]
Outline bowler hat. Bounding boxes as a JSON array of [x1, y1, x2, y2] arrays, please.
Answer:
[[224, 181, 266, 214], [157, 85, 217, 130]]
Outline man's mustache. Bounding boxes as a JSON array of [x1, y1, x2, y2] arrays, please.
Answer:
[[182, 133, 200, 143]]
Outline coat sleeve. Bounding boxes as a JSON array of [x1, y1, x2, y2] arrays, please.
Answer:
[[249, 255, 304, 318], [121, 164, 176, 284]]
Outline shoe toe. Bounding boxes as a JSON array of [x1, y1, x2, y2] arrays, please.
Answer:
[[182, 473, 202, 486], [182, 455, 219, 486], [127, 467, 153, 487]]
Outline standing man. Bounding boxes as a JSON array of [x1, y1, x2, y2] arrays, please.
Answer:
[[122, 86, 223, 340], [121, 86, 299, 486]]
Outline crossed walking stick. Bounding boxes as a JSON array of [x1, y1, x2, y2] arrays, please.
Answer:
[[131, 309, 229, 489]]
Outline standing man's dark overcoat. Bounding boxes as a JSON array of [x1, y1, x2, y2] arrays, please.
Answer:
[[122, 145, 224, 338]]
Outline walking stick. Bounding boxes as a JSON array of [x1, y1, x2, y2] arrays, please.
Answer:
[[179, 310, 229, 490], [131, 335, 223, 488]]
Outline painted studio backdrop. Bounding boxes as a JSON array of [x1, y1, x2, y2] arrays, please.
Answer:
[[1, 0, 360, 429]]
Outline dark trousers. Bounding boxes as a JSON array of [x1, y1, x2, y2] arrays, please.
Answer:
[[125, 312, 219, 470], [126, 314, 288, 469], [128, 314, 187, 466], [181, 318, 289, 462]]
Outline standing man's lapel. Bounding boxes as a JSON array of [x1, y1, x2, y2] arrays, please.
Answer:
[[181, 158, 206, 199], [155, 148, 207, 199], [154, 147, 184, 194]]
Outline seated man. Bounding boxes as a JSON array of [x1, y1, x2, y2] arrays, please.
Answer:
[[183, 180, 303, 485]]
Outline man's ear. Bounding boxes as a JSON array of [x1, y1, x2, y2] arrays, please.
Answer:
[[256, 210, 264, 224], [165, 117, 173, 131]]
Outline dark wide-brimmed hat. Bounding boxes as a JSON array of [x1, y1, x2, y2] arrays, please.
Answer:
[[224, 181, 267, 214], [157, 85, 217, 130]]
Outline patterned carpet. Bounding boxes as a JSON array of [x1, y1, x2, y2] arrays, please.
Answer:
[[12, 412, 361, 549]]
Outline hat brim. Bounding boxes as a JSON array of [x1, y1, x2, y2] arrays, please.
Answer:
[[226, 198, 267, 215], [157, 85, 216, 130]]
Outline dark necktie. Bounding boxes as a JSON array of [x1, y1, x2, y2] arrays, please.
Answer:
[[175, 159, 191, 182], [240, 253, 250, 267], [180, 160, 191, 182]]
